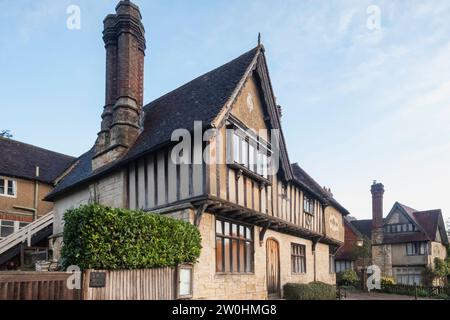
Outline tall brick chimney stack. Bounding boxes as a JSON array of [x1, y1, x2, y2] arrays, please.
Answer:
[[371, 181, 385, 244], [93, 0, 146, 170]]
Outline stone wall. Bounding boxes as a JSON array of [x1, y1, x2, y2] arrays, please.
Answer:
[[372, 244, 393, 277], [192, 212, 335, 300]]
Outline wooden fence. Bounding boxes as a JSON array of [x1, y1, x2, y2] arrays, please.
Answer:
[[0, 267, 178, 300], [82, 268, 177, 300], [0, 272, 81, 300]]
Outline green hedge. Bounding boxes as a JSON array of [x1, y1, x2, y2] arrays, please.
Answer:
[[283, 282, 336, 300], [61, 204, 202, 270]]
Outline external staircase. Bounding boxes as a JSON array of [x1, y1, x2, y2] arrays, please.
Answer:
[[0, 212, 54, 266]]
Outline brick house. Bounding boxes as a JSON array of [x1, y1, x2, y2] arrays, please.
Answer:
[[45, 0, 350, 299], [334, 217, 370, 274], [0, 137, 75, 268], [337, 181, 448, 286]]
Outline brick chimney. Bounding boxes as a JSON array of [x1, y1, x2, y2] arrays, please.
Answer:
[[371, 180, 384, 244], [92, 0, 146, 170]]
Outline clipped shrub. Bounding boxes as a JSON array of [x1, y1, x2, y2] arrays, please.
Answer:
[[283, 283, 313, 300], [61, 204, 202, 270], [309, 281, 336, 300], [337, 269, 359, 286], [283, 282, 336, 300]]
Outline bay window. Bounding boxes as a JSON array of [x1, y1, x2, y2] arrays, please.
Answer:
[[229, 126, 271, 179]]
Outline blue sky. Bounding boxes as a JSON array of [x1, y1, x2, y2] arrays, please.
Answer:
[[1, 0, 450, 223]]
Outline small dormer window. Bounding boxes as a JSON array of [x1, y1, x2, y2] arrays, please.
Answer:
[[0, 178, 16, 198]]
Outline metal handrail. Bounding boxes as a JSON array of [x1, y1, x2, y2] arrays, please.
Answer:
[[0, 212, 54, 255]]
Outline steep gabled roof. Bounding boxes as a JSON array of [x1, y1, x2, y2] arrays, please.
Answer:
[[47, 47, 262, 200], [413, 209, 448, 244], [351, 203, 449, 245], [47, 45, 351, 217], [123, 47, 260, 162], [385, 202, 434, 241], [0, 137, 76, 184]]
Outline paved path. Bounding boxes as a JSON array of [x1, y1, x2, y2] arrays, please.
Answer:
[[344, 291, 432, 300]]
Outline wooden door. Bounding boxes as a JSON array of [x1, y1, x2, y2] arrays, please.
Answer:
[[266, 239, 280, 297]]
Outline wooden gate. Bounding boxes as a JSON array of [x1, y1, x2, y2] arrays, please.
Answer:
[[266, 239, 280, 298]]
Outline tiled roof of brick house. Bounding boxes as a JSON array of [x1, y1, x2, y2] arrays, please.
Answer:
[[0, 137, 76, 184]]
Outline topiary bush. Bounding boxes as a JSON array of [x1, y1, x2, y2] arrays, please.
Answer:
[[283, 282, 336, 300], [61, 204, 202, 270]]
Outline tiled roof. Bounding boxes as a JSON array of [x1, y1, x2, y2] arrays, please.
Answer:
[[413, 210, 444, 242], [351, 205, 448, 245], [47, 47, 260, 199], [351, 219, 373, 239], [0, 137, 76, 184], [123, 47, 260, 162]]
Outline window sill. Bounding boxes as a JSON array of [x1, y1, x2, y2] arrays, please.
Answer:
[[228, 163, 271, 186], [0, 194, 17, 199]]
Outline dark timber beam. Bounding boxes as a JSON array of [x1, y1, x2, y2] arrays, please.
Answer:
[[259, 223, 271, 245], [194, 203, 208, 227]]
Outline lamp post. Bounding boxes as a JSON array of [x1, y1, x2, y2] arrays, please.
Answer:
[[356, 239, 366, 291]]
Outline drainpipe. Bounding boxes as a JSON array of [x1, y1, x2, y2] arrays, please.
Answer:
[[34, 166, 40, 221]]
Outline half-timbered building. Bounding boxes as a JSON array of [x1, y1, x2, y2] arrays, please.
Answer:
[[46, 0, 350, 299]]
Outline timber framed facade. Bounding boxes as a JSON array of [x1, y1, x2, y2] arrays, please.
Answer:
[[45, 0, 350, 299]]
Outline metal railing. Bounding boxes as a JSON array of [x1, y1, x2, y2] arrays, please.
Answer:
[[0, 212, 54, 256]]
